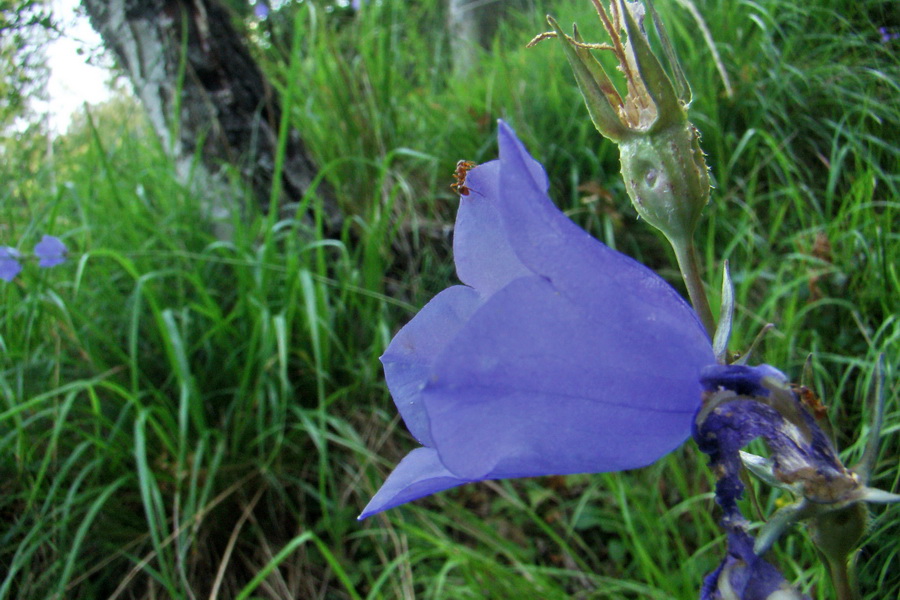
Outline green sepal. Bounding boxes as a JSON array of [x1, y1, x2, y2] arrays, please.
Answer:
[[859, 487, 900, 504], [754, 499, 816, 555], [712, 260, 733, 363], [739, 451, 790, 491], [571, 23, 626, 114], [643, 0, 691, 105], [547, 15, 629, 142], [618, 0, 683, 130], [854, 354, 885, 481]]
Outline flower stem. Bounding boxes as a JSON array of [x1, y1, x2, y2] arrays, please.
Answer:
[[670, 236, 716, 338], [828, 555, 861, 600]]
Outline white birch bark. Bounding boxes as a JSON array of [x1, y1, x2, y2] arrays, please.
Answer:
[[81, 0, 339, 236]]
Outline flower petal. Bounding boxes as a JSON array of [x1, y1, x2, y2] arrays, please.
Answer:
[[495, 122, 704, 337], [700, 363, 787, 398], [453, 160, 531, 296], [381, 285, 483, 446], [357, 447, 473, 520], [424, 274, 712, 480], [495, 120, 608, 282], [701, 529, 810, 600], [0, 247, 22, 281], [33, 235, 67, 268]]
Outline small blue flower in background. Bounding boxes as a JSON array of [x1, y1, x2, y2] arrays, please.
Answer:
[[34, 235, 68, 268], [360, 121, 715, 519], [0, 235, 68, 282], [0, 247, 23, 282], [879, 26, 899, 43]]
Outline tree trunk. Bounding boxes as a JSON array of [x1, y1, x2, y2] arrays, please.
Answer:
[[447, 0, 533, 75], [81, 0, 340, 235]]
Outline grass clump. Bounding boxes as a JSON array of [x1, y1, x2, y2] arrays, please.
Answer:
[[1, 0, 897, 598]]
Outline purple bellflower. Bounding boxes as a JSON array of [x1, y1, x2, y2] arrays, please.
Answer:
[[879, 27, 900, 43], [33, 235, 68, 268], [0, 247, 23, 281], [359, 121, 715, 519]]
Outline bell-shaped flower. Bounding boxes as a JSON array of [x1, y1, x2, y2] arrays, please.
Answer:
[[33, 235, 68, 268], [254, 1, 269, 18], [0, 247, 23, 282], [1, 235, 69, 282], [359, 121, 715, 519]]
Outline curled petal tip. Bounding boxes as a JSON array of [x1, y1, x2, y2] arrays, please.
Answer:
[[358, 448, 472, 520]]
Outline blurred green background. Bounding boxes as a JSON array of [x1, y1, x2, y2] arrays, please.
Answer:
[[1, 0, 897, 597]]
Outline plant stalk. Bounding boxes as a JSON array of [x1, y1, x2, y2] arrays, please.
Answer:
[[670, 236, 716, 338], [828, 555, 861, 600]]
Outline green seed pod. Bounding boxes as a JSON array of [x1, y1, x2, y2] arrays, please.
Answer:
[[619, 120, 709, 245], [537, 0, 710, 245], [809, 502, 869, 566]]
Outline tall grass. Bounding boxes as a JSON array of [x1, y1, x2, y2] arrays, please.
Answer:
[[1, 0, 897, 597]]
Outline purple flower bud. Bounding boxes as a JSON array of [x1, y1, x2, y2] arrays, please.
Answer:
[[254, 2, 269, 18], [0, 247, 23, 282], [33, 235, 67, 268], [360, 121, 714, 519]]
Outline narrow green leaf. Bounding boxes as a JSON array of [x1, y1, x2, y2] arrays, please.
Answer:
[[618, 0, 682, 129]]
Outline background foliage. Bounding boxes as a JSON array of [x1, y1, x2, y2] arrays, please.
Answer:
[[1, 0, 898, 598], [0, 0, 53, 132]]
